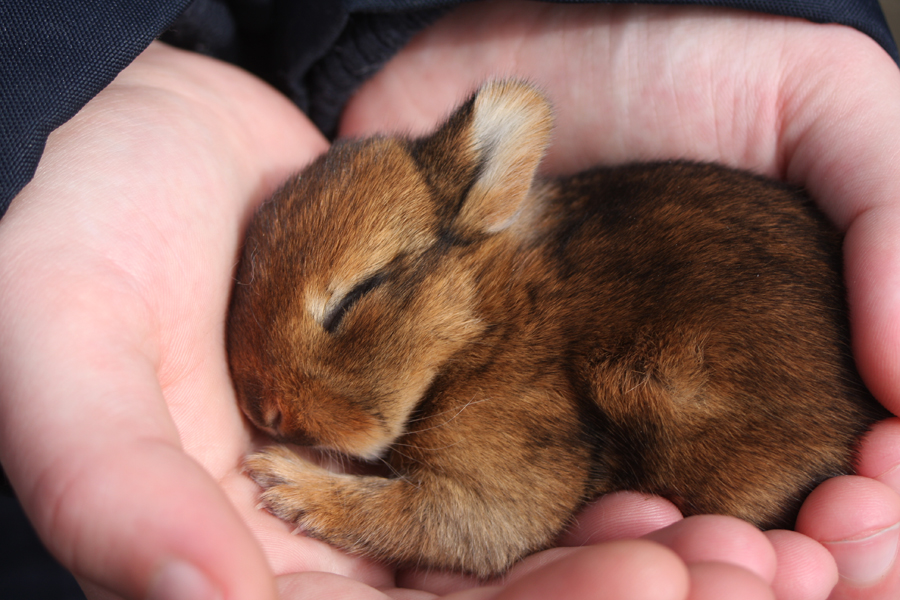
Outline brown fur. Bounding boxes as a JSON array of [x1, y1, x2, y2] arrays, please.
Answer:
[[227, 81, 886, 577]]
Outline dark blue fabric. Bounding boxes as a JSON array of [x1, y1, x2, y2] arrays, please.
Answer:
[[0, 496, 86, 600], [161, 1, 447, 136]]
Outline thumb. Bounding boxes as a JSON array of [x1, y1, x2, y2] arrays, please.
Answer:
[[49, 439, 275, 600], [0, 279, 276, 600]]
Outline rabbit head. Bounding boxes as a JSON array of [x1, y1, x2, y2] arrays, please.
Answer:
[[227, 81, 553, 459]]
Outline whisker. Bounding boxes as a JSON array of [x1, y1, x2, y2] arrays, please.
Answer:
[[388, 446, 427, 468], [393, 441, 462, 452], [405, 396, 492, 434], [405, 395, 491, 423], [376, 456, 410, 480]]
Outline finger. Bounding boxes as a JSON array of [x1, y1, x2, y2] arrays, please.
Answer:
[[396, 565, 481, 597], [686, 563, 774, 600], [415, 541, 774, 600], [558, 491, 683, 546], [490, 540, 690, 600], [844, 210, 900, 415], [764, 529, 837, 600], [771, 28, 900, 412], [275, 571, 398, 600], [856, 418, 900, 494], [795, 476, 900, 594], [643, 515, 776, 583], [0, 41, 330, 600], [0, 312, 276, 600]]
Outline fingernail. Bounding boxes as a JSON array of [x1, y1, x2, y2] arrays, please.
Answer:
[[824, 522, 900, 585], [147, 560, 222, 600]]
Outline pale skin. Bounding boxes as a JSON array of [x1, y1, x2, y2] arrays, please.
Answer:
[[0, 2, 898, 599]]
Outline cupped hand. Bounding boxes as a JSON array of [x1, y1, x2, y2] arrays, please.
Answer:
[[341, 1, 900, 598], [0, 37, 779, 600], [0, 41, 387, 600]]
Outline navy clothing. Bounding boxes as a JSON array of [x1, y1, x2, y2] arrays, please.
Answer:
[[0, 2, 896, 598], [0, 496, 85, 600]]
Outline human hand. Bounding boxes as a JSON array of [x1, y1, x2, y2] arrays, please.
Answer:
[[340, 1, 900, 598], [0, 41, 375, 600], [0, 38, 778, 600]]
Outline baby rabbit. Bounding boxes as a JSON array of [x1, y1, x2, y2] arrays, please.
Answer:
[[227, 80, 886, 577]]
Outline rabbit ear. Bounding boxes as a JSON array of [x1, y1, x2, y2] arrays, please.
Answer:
[[459, 80, 552, 233], [413, 80, 553, 235]]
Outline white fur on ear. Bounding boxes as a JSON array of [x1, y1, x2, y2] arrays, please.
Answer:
[[458, 80, 553, 233]]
